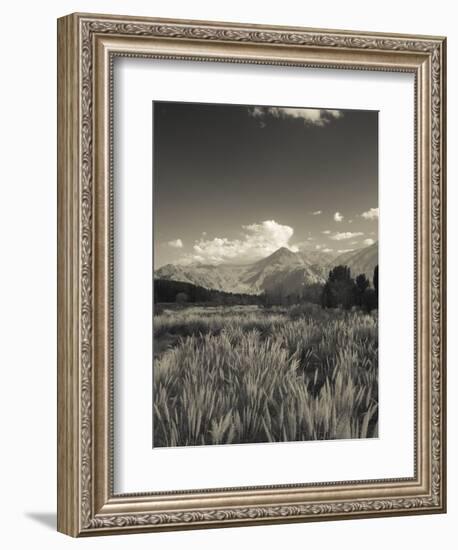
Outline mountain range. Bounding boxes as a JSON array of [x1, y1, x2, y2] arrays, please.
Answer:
[[155, 242, 378, 295]]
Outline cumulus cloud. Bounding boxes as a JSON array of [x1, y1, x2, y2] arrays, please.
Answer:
[[322, 230, 331, 235], [167, 238, 183, 248], [334, 212, 344, 222], [322, 248, 333, 253], [312, 210, 322, 215], [363, 238, 375, 246], [330, 231, 364, 241], [182, 220, 298, 265], [249, 106, 342, 127], [361, 207, 379, 220], [338, 248, 354, 254]]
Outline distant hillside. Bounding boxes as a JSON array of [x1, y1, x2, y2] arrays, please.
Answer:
[[154, 263, 252, 294], [242, 247, 326, 293], [155, 247, 327, 295], [155, 242, 378, 295], [331, 242, 378, 282]]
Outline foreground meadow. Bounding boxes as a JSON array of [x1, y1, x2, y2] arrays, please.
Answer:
[[153, 304, 378, 447]]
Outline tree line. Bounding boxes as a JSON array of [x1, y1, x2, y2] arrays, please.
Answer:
[[321, 265, 378, 312], [263, 265, 378, 312], [154, 278, 262, 306], [155, 264, 379, 313]]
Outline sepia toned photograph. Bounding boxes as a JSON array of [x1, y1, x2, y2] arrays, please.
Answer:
[[153, 101, 379, 448], [57, 14, 446, 535]]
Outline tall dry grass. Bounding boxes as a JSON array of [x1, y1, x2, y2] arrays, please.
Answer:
[[153, 305, 378, 446]]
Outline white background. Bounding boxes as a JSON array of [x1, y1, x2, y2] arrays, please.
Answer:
[[115, 60, 414, 493], [0, 1, 454, 549]]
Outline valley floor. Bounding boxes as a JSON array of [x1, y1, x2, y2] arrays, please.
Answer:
[[153, 304, 378, 447]]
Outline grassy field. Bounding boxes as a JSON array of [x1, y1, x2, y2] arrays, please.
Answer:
[[153, 304, 378, 447]]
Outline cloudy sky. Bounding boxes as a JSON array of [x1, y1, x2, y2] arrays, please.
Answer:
[[154, 101, 378, 267]]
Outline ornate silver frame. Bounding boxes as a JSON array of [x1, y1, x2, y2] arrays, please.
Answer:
[[57, 13, 446, 536]]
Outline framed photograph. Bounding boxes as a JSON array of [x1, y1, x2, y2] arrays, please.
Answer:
[[57, 13, 446, 536]]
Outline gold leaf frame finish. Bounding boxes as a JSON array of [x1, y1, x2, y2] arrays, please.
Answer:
[[57, 13, 446, 537]]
